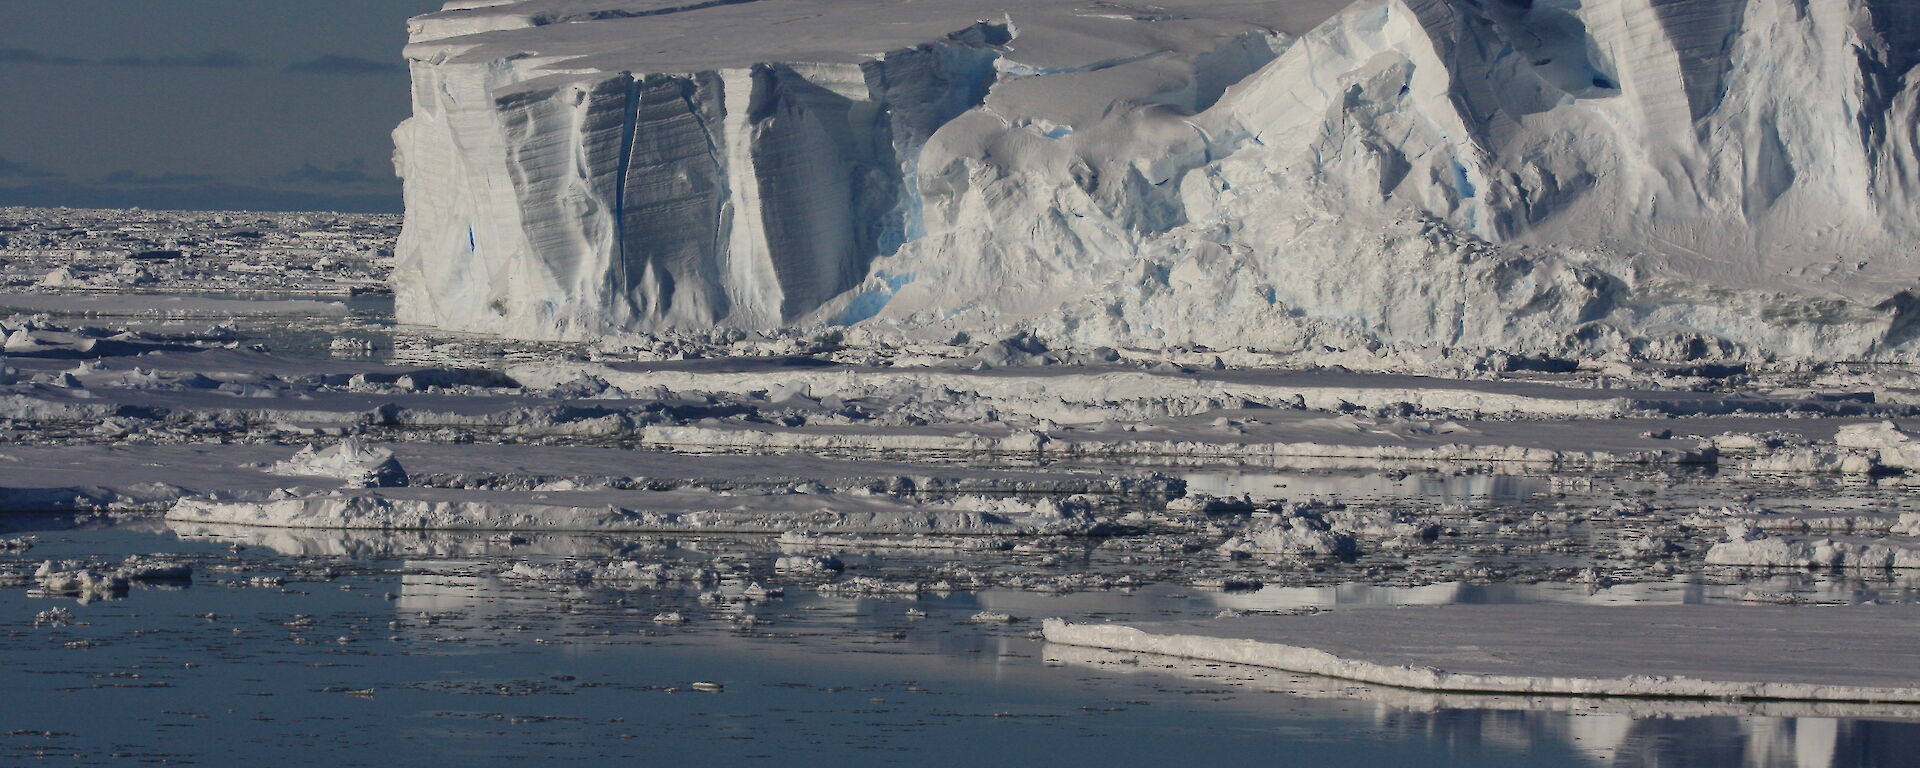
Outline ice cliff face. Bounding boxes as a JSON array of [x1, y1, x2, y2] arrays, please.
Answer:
[[394, 0, 1920, 362]]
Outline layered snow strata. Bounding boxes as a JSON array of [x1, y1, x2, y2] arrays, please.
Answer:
[[1044, 604, 1920, 702], [398, 0, 1920, 362]]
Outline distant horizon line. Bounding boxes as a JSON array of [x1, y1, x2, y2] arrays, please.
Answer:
[[0, 202, 403, 217]]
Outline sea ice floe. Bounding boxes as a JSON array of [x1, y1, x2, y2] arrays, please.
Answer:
[[1705, 524, 1920, 570], [773, 555, 844, 575], [1218, 513, 1357, 559], [267, 438, 409, 489], [1044, 604, 1920, 702], [34, 561, 128, 596]]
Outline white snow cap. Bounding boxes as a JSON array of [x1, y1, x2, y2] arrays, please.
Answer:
[[395, 0, 1920, 363]]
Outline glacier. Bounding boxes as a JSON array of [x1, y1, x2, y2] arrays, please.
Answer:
[[392, 0, 1920, 362]]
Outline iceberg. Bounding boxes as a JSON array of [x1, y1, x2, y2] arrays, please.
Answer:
[[394, 0, 1920, 361]]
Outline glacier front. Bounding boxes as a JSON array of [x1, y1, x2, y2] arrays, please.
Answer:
[[393, 0, 1920, 362]]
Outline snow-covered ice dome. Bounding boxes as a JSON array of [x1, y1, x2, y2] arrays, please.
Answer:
[[394, 0, 1920, 362]]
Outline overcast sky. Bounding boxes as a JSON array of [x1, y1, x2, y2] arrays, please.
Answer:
[[0, 1, 446, 213]]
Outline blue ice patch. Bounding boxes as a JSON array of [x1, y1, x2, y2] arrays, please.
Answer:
[[834, 273, 915, 325]]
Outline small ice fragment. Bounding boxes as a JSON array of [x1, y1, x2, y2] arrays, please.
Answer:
[[774, 555, 843, 574]]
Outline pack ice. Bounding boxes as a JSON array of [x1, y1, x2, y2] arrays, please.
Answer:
[[395, 0, 1920, 361]]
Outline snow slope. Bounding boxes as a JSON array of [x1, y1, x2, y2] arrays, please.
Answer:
[[395, 0, 1920, 361]]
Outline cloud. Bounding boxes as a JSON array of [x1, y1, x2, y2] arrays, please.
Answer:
[[285, 55, 403, 76], [100, 170, 220, 186], [277, 159, 384, 186], [0, 47, 259, 70], [0, 48, 405, 75], [101, 48, 258, 69], [0, 48, 85, 66], [0, 156, 56, 179]]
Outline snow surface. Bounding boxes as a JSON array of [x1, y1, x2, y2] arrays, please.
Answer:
[[1045, 604, 1920, 702], [396, 0, 1920, 363]]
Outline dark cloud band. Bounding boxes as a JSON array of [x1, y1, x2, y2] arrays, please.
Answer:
[[0, 47, 398, 75]]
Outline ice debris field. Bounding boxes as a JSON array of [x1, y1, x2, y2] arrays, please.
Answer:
[[9, 0, 1920, 762], [10, 203, 1920, 719]]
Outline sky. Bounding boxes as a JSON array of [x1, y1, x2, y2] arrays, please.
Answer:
[[0, 1, 447, 213]]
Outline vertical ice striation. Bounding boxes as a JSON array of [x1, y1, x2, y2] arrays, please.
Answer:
[[394, 7, 1008, 338], [617, 73, 729, 328], [394, 0, 1920, 362]]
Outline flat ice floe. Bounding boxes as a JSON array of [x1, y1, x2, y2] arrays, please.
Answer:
[[1041, 645, 1920, 721], [1044, 604, 1920, 702], [0, 440, 1178, 514], [0, 293, 351, 319]]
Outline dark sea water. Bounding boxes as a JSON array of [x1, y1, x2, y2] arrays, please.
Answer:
[[4, 522, 1916, 767]]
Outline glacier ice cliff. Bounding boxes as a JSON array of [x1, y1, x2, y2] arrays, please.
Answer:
[[394, 0, 1920, 362]]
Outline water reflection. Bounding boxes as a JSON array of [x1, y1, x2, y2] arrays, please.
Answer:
[[168, 520, 1920, 613], [1182, 467, 1920, 517], [1199, 576, 1920, 611], [168, 519, 677, 559], [1185, 469, 1555, 506]]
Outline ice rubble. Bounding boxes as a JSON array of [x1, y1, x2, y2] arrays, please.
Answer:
[[500, 559, 717, 584], [163, 487, 1117, 535], [1217, 510, 1358, 559], [33, 555, 191, 596], [1722, 421, 1920, 475], [1705, 522, 1920, 569], [397, 0, 1920, 363], [0, 207, 394, 296]]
